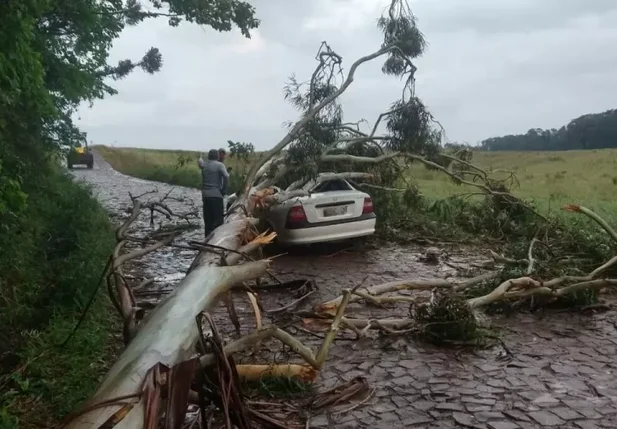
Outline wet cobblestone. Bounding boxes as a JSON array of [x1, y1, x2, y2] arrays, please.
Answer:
[[73, 154, 617, 428]]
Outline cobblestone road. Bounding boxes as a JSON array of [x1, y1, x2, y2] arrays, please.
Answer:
[[72, 154, 617, 429]]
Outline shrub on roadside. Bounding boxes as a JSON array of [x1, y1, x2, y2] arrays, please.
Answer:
[[0, 167, 114, 331], [0, 165, 117, 426]]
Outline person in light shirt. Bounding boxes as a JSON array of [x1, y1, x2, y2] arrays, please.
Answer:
[[198, 149, 229, 237]]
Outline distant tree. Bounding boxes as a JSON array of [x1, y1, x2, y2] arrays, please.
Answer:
[[479, 109, 617, 151], [227, 140, 255, 162], [225, 140, 255, 194]]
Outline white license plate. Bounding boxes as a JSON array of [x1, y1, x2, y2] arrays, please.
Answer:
[[323, 206, 347, 217]]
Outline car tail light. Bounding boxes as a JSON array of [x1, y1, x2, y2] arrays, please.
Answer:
[[287, 205, 307, 223], [362, 197, 373, 214]]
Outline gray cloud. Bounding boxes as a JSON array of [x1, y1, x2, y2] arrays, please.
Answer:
[[77, 0, 617, 150], [414, 0, 617, 35]]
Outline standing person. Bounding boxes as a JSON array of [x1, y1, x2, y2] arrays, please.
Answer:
[[198, 149, 229, 238], [218, 147, 232, 173], [218, 147, 232, 212]]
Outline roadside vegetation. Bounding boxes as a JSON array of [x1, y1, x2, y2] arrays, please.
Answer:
[[0, 0, 260, 426], [0, 166, 118, 428]]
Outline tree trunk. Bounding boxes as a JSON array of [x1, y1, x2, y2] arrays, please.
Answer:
[[65, 207, 268, 428]]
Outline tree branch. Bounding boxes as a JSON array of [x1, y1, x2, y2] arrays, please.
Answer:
[[562, 204, 617, 244], [242, 44, 398, 194], [404, 154, 547, 221], [321, 152, 400, 164], [526, 237, 538, 275], [286, 172, 374, 192], [317, 272, 496, 314]]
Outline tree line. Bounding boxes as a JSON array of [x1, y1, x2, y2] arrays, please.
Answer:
[[479, 109, 617, 151]]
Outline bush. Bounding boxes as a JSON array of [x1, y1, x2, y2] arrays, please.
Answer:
[[0, 165, 117, 425], [0, 167, 114, 333]]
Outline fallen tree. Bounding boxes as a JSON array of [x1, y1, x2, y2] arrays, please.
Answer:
[[63, 150, 381, 427], [64, 0, 617, 427], [65, 1, 441, 425]]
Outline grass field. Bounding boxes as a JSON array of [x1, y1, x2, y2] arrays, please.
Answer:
[[96, 146, 250, 193], [96, 146, 617, 221], [415, 149, 617, 220]]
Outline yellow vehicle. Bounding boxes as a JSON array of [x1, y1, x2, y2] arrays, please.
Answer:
[[67, 143, 94, 169]]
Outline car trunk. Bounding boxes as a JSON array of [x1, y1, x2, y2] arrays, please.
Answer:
[[299, 179, 366, 224]]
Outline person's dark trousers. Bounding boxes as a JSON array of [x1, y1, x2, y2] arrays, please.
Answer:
[[202, 196, 224, 238]]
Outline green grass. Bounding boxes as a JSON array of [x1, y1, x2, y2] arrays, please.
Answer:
[[96, 146, 254, 194], [97, 146, 617, 223], [5, 297, 121, 427], [96, 146, 203, 188], [0, 165, 117, 428], [411, 149, 617, 222]]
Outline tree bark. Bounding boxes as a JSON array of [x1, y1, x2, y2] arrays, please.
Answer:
[[65, 205, 269, 428]]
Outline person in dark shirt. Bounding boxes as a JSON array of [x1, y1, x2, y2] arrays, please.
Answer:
[[198, 149, 229, 238]]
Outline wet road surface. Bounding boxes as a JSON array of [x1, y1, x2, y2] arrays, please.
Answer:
[[71, 154, 617, 429]]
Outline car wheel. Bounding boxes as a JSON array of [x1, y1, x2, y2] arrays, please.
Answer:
[[67, 163, 73, 169], [264, 237, 285, 256], [350, 236, 370, 251]]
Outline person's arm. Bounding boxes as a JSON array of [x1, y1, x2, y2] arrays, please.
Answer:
[[197, 155, 205, 169], [219, 163, 229, 195]]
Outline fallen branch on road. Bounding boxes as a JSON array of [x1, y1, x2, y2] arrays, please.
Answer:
[[307, 377, 370, 410], [316, 272, 498, 314], [236, 364, 316, 382], [107, 190, 200, 344], [307, 205, 617, 343], [66, 197, 358, 428]]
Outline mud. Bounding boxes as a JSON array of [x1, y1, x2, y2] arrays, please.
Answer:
[[71, 153, 617, 428]]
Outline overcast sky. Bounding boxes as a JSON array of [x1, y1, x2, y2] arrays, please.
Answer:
[[76, 0, 617, 151]]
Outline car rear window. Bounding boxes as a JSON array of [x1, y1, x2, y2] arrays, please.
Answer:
[[310, 179, 353, 192]]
